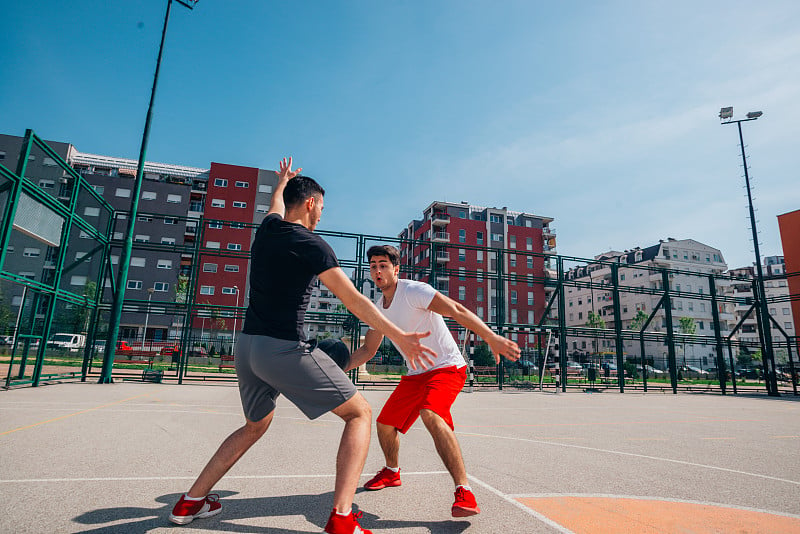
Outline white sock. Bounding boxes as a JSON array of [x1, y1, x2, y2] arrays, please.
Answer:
[[385, 466, 400, 473], [456, 484, 472, 491], [183, 493, 205, 501], [335, 508, 352, 516]]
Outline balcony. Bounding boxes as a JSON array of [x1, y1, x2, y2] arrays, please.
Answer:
[[431, 213, 450, 227], [542, 226, 556, 237], [435, 251, 450, 263], [431, 231, 450, 242], [434, 281, 449, 295]]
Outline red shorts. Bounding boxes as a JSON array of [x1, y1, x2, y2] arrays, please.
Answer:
[[377, 365, 467, 434]]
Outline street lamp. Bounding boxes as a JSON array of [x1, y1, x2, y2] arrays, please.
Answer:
[[231, 286, 241, 356], [719, 106, 779, 396], [100, 0, 198, 384], [142, 287, 155, 350]]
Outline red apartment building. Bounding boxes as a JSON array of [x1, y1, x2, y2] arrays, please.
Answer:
[[398, 201, 556, 351]]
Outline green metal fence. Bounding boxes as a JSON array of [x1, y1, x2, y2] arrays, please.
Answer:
[[1, 132, 797, 394]]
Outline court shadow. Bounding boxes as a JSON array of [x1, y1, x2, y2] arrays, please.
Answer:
[[72, 490, 472, 533]]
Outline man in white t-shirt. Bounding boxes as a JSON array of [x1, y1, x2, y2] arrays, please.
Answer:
[[348, 244, 521, 517]]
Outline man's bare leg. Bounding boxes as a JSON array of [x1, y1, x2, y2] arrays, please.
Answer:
[[419, 408, 468, 487], [186, 412, 274, 498], [330, 392, 372, 512], [376, 421, 401, 468]]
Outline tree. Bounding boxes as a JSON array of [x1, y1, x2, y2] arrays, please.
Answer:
[[471, 342, 495, 366], [677, 317, 697, 365], [0, 287, 16, 334], [585, 311, 606, 361], [629, 310, 648, 331], [175, 275, 189, 304]]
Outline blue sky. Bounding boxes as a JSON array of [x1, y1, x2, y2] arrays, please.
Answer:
[[2, 1, 799, 270]]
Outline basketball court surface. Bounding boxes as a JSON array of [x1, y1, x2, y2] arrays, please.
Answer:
[[1, 382, 798, 533]]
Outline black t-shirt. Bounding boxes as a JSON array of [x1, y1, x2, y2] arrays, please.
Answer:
[[243, 213, 339, 341]]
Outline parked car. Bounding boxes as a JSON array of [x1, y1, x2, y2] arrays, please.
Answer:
[[48, 333, 87, 351], [679, 365, 709, 379], [636, 364, 664, 377], [0, 335, 14, 346]]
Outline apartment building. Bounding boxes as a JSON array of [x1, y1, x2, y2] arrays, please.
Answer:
[[398, 201, 556, 349], [563, 238, 734, 369]]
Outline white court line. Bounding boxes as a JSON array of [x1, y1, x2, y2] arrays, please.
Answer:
[[505, 493, 800, 520], [457, 431, 800, 486], [467, 475, 575, 534], [0, 470, 449, 484]]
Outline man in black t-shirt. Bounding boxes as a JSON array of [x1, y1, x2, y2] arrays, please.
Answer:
[[170, 157, 436, 534]]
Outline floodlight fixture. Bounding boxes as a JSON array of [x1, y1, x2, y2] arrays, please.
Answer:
[[719, 106, 734, 120], [746, 111, 763, 119]]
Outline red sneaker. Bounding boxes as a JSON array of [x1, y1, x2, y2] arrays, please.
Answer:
[[169, 493, 222, 525], [363, 467, 401, 490], [452, 486, 481, 517], [324, 508, 372, 534]]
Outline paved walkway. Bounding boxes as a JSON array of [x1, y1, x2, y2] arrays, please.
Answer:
[[1, 382, 799, 533]]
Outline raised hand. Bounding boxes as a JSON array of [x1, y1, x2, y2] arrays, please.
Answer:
[[276, 156, 302, 182]]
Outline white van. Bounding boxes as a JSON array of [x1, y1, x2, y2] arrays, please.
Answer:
[[49, 333, 87, 351]]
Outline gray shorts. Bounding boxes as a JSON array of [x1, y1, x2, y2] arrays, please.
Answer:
[[235, 332, 357, 421]]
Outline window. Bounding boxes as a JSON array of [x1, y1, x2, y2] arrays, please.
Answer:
[[477, 232, 484, 245], [783, 308, 791, 315], [71, 275, 88, 286], [206, 241, 220, 249], [528, 310, 534, 323], [511, 291, 517, 304], [490, 214, 502, 223], [511, 309, 518, 323], [130, 257, 146, 267], [458, 286, 466, 300], [211, 199, 225, 209], [23, 248, 41, 257], [222, 287, 237, 295], [203, 263, 218, 272], [214, 178, 228, 187], [259, 184, 273, 193], [477, 287, 484, 302], [157, 259, 172, 269], [458, 267, 466, 280], [459, 249, 466, 261], [458, 229, 466, 243], [83, 207, 100, 217], [93, 185, 104, 194], [527, 257, 533, 269], [208, 220, 223, 229], [79, 230, 90, 239], [230, 222, 245, 229], [161, 237, 176, 245], [510, 235, 516, 248], [224, 265, 239, 272], [167, 194, 182, 204], [235, 181, 249, 188], [115, 188, 131, 198], [200, 286, 214, 295], [510, 254, 516, 267], [142, 191, 157, 200], [233, 201, 247, 208], [164, 217, 177, 225], [491, 233, 503, 242], [477, 250, 484, 263], [476, 307, 484, 319], [153, 282, 169, 292], [528, 292, 534, 305], [134, 235, 150, 243], [526, 237, 533, 251], [256, 204, 269, 213], [228, 243, 242, 251], [39, 179, 55, 189], [127, 280, 142, 290], [137, 216, 153, 222]]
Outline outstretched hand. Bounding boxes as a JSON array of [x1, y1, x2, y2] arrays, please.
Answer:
[[395, 331, 436, 371], [488, 334, 521, 365], [276, 156, 302, 182]]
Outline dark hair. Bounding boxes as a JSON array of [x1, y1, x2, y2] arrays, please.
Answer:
[[283, 175, 325, 210], [367, 244, 401, 266]]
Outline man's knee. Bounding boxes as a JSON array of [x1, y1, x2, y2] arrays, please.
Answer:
[[334, 392, 372, 422], [419, 408, 441, 424], [245, 411, 273, 437]]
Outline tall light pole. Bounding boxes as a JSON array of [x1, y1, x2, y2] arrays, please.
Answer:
[[719, 106, 779, 396], [231, 286, 240, 356], [142, 287, 155, 350], [99, 0, 198, 383]]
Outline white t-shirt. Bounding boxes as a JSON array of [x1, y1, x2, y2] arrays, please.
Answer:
[[374, 279, 466, 375]]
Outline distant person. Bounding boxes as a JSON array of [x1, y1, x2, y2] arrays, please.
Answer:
[[169, 159, 435, 534], [347, 245, 521, 517]]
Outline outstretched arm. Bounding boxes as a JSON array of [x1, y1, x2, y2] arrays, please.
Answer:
[[319, 267, 436, 370], [427, 292, 521, 364], [267, 157, 303, 218], [346, 328, 384, 372]]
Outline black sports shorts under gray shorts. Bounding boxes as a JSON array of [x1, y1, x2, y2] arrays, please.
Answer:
[[235, 332, 357, 421]]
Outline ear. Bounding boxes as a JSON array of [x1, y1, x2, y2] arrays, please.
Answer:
[[393, 263, 400, 276], [306, 196, 316, 211]]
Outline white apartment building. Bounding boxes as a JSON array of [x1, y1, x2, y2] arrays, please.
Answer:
[[563, 238, 735, 369]]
